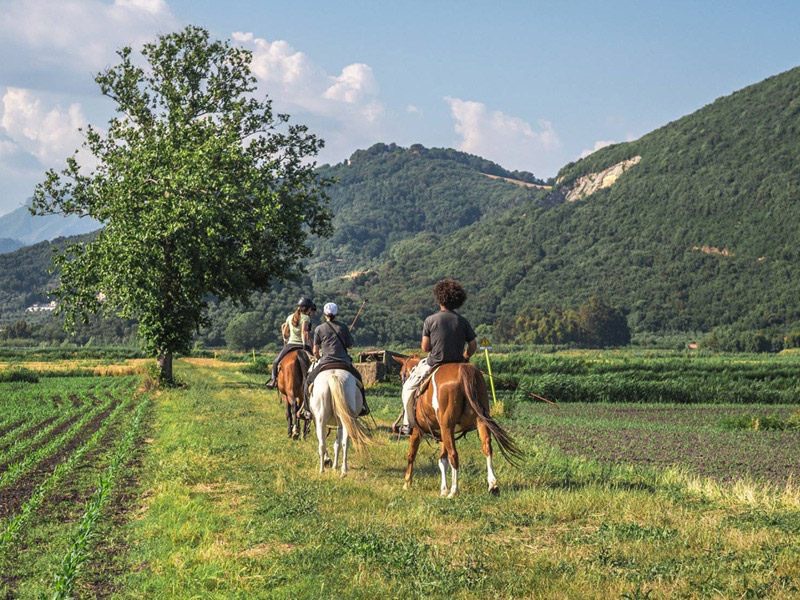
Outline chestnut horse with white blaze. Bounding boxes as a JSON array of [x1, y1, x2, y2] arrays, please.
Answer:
[[277, 350, 311, 439], [309, 369, 370, 476], [395, 357, 521, 497]]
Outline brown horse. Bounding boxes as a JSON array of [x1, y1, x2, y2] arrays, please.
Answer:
[[277, 349, 311, 439], [394, 357, 521, 497]]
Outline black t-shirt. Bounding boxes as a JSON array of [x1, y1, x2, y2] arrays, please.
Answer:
[[313, 320, 354, 363], [422, 310, 476, 368]]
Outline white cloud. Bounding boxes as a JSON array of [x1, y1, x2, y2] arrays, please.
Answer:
[[0, 0, 178, 74], [406, 104, 421, 115], [445, 97, 561, 175], [232, 31, 384, 127], [579, 139, 615, 159], [0, 87, 86, 165]]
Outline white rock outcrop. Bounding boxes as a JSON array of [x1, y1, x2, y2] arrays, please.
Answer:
[[564, 155, 641, 202]]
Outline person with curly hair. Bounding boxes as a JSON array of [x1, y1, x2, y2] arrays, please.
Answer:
[[398, 278, 477, 435]]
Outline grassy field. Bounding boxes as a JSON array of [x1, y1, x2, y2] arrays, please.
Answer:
[[2, 354, 799, 598]]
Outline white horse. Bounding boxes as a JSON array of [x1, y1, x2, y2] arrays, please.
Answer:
[[309, 369, 370, 476]]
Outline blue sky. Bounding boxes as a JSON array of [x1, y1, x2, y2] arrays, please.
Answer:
[[1, 0, 798, 214]]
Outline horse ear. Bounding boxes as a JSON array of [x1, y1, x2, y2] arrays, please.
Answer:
[[390, 355, 407, 366]]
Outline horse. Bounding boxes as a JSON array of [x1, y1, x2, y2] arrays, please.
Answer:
[[276, 349, 311, 440], [308, 369, 370, 476], [394, 357, 522, 497]]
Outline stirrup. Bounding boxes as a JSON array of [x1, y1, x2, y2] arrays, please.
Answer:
[[396, 424, 412, 436]]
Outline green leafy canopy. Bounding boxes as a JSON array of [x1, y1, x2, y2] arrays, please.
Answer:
[[31, 26, 331, 362]]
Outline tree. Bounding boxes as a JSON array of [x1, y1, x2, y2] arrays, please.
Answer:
[[32, 26, 331, 382], [577, 296, 631, 347], [224, 312, 270, 351]]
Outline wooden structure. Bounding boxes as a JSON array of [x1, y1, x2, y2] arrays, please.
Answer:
[[353, 349, 409, 385]]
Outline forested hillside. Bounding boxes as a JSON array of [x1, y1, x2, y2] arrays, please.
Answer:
[[3, 66, 800, 349], [358, 66, 800, 348], [308, 143, 547, 279]]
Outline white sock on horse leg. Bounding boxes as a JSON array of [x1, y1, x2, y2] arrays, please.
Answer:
[[438, 457, 449, 496], [486, 455, 497, 489], [448, 467, 458, 498]]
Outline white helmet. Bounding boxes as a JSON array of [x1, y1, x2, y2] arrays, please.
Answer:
[[323, 302, 338, 316]]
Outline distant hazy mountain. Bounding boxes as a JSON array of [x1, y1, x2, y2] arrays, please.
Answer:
[[0, 238, 23, 253], [0, 200, 101, 247]]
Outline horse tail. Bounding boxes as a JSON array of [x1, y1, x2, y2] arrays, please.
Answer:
[[329, 373, 372, 450], [459, 364, 523, 466]]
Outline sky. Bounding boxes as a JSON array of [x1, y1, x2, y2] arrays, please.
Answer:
[[0, 0, 798, 215]]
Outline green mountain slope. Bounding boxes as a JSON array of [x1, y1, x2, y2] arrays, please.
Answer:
[[359, 67, 800, 343], [309, 143, 548, 279]]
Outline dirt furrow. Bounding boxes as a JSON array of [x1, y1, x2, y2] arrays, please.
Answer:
[[0, 416, 58, 456], [0, 413, 85, 474], [0, 420, 25, 440], [0, 399, 120, 520]]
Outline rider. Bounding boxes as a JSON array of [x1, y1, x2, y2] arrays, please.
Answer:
[[398, 278, 477, 435], [301, 302, 368, 417], [266, 297, 316, 388]]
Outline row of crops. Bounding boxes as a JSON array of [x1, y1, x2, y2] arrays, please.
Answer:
[[0, 372, 148, 597], [479, 350, 800, 403]]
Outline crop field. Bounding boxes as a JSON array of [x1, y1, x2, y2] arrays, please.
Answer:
[[0, 367, 149, 598], [1, 351, 799, 598]]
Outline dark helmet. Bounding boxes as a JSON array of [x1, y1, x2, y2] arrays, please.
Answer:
[[297, 297, 316, 310]]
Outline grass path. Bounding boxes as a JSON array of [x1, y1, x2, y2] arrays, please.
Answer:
[[119, 359, 800, 599]]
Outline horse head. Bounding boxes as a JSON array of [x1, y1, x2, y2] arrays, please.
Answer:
[[391, 355, 420, 383]]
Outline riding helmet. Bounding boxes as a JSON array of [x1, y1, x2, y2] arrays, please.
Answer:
[[297, 297, 315, 309]]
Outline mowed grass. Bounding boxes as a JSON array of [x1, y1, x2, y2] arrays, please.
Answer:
[[116, 359, 800, 599]]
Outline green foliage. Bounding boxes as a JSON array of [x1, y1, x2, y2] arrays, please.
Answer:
[[0, 367, 38, 383], [31, 26, 330, 376], [224, 311, 270, 350]]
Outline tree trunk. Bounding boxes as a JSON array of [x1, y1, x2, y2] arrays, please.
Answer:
[[157, 352, 173, 384]]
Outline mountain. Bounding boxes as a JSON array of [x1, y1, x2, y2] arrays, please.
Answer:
[[0, 200, 101, 247], [357, 66, 800, 346], [3, 66, 800, 349], [0, 238, 22, 254], [308, 143, 548, 280]]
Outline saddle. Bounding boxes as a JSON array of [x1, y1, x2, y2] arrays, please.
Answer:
[[278, 347, 311, 374]]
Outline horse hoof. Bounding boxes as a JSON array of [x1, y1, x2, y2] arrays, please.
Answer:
[[489, 485, 500, 496], [324, 458, 333, 467], [340, 471, 347, 478], [403, 481, 411, 490], [447, 490, 458, 499]]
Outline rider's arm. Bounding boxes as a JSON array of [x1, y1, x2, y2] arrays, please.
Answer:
[[302, 322, 311, 347], [421, 335, 431, 352], [464, 338, 477, 360], [281, 322, 289, 343]]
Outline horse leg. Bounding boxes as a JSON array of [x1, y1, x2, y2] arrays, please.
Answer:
[[341, 421, 353, 478], [333, 425, 342, 470], [283, 395, 293, 438], [403, 428, 422, 490], [440, 426, 459, 498], [291, 398, 300, 439], [315, 413, 327, 474], [438, 444, 449, 497], [477, 419, 499, 495]]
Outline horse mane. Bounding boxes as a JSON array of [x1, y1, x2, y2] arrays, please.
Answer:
[[458, 364, 523, 466]]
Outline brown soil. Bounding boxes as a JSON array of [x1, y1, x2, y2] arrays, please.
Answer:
[[0, 415, 59, 457], [0, 399, 120, 519], [78, 411, 150, 598], [0, 419, 24, 440], [0, 412, 86, 474]]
